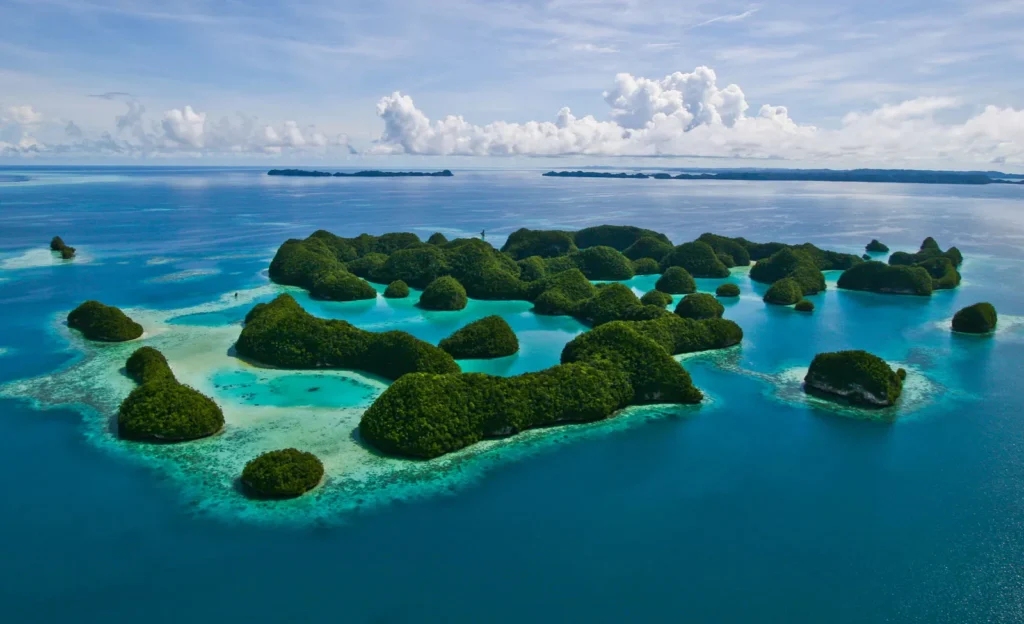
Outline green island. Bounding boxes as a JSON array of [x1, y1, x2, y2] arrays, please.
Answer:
[[240, 448, 324, 498], [794, 299, 815, 313], [439, 315, 520, 359], [67, 300, 143, 342], [419, 276, 468, 310], [951, 302, 997, 334], [804, 350, 904, 408], [50, 235, 76, 259], [675, 293, 724, 320], [655, 267, 697, 294], [866, 239, 889, 253], [640, 289, 674, 307], [118, 346, 225, 441], [836, 261, 934, 296], [881, 238, 963, 291], [383, 280, 410, 298], [716, 283, 740, 297], [764, 278, 804, 305], [236, 294, 459, 380]]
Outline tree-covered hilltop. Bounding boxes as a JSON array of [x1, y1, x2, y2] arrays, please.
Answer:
[[641, 289, 674, 307], [804, 350, 904, 407], [358, 306, 743, 459], [660, 241, 730, 277], [419, 276, 468, 311], [884, 237, 963, 290], [763, 278, 804, 305], [675, 293, 725, 320], [439, 315, 520, 359], [866, 239, 889, 253], [383, 280, 410, 298], [716, 283, 740, 297], [952, 302, 997, 334], [235, 294, 459, 379], [117, 346, 224, 441], [837, 261, 934, 296], [750, 248, 827, 295], [655, 266, 697, 294], [241, 449, 324, 498], [67, 300, 143, 342]]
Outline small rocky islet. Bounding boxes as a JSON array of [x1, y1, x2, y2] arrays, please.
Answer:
[[61, 224, 995, 498]]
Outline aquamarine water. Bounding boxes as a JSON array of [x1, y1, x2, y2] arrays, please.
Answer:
[[0, 167, 1022, 623]]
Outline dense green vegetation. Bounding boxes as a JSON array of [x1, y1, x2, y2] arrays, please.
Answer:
[[952, 302, 997, 334], [359, 362, 633, 458], [624, 236, 674, 262], [575, 245, 635, 280], [804, 350, 903, 407], [632, 257, 660, 274], [749, 248, 826, 295], [419, 276, 468, 310], [118, 346, 224, 441], [655, 266, 697, 294], [240, 449, 324, 498], [660, 241, 731, 277], [517, 256, 546, 281], [427, 232, 449, 245], [837, 261, 933, 296], [309, 270, 378, 301], [501, 228, 577, 259], [345, 253, 388, 279], [575, 225, 671, 251], [795, 299, 815, 312], [268, 235, 377, 301], [50, 236, 76, 259], [530, 269, 596, 316], [236, 294, 459, 379], [716, 283, 740, 297], [439, 315, 520, 359], [641, 289, 674, 307], [67, 300, 143, 342], [866, 239, 889, 253], [697, 233, 752, 266], [675, 293, 724, 320], [383, 280, 410, 298], [763, 278, 804, 305], [916, 256, 961, 290], [889, 237, 963, 268]]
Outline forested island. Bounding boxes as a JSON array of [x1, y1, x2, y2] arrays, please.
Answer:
[[268, 169, 453, 177], [543, 169, 1024, 185]]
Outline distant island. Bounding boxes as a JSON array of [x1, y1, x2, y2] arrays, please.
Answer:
[[543, 169, 1024, 185], [268, 169, 453, 177]]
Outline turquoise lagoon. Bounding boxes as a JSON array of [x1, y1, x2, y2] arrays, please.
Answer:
[[0, 167, 1022, 623]]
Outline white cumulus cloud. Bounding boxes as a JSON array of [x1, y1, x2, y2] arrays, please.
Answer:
[[371, 66, 1024, 166]]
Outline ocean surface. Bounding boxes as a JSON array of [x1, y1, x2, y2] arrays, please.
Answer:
[[0, 166, 1022, 623]]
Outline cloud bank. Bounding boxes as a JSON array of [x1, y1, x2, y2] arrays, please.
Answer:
[[372, 66, 1024, 165]]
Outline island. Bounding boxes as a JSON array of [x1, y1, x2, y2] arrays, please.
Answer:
[[236, 294, 459, 379], [660, 241, 730, 278], [764, 278, 804, 305], [240, 449, 324, 499], [655, 267, 697, 294], [716, 283, 740, 297], [795, 299, 815, 312], [67, 300, 143, 342], [866, 239, 889, 253], [50, 236, 76, 259], [383, 280, 410, 298], [419, 276, 468, 311], [640, 289, 673, 308], [118, 346, 224, 441], [268, 169, 453, 177], [836, 261, 933, 296], [439, 315, 519, 359], [543, 168, 1024, 185], [952, 302, 998, 334], [804, 350, 904, 407], [675, 293, 725, 320]]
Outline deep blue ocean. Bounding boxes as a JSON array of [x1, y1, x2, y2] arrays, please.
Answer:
[[0, 167, 1022, 623]]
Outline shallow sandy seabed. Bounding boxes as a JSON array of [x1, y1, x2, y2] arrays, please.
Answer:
[[0, 284, 707, 526], [0, 247, 96, 270], [146, 268, 221, 283]]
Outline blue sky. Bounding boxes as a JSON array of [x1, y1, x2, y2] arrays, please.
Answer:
[[1, 0, 1023, 169]]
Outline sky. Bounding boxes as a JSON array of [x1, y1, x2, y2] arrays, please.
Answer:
[[1, 0, 1023, 170]]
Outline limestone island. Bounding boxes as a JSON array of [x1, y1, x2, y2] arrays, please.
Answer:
[[268, 169, 453, 177], [675, 293, 724, 320], [716, 283, 740, 298], [794, 299, 815, 313], [118, 346, 224, 441], [952, 302, 997, 334], [50, 236, 76, 259], [640, 289, 673, 308], [419, 276, 468, 311], [804, 350, 904, 408], [383, 280, 410, 298], [439, 315, 519, 359], [241, 449, 324, 499], [656, 267, 697, 294], [67, 300, 143, 342], [866, 239, 889, 253]]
